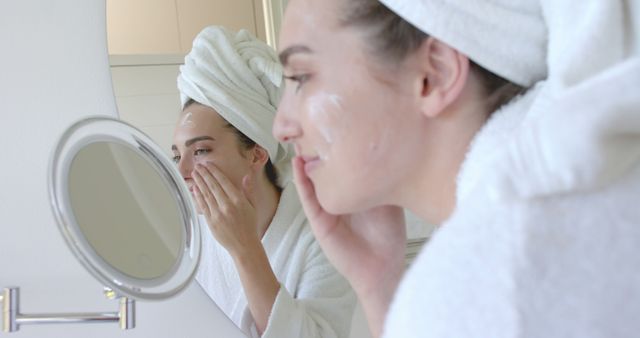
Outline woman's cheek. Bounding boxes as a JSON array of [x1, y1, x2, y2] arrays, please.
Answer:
[[305, 92, 348, 161], [194, 153, 216, 167]]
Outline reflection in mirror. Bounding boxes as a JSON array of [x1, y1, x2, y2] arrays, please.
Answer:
[[69, 142, 183, 280], [106, 0, 433, 246], [107, 0, 286, 156]]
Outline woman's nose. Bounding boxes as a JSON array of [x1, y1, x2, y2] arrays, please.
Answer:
[[273, 104, 302, 143], [177, 157, 193, 179]]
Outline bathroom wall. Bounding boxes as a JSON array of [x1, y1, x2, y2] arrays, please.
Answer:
[[110, 58, 182, 156], [107, 0, 266, 55], [0, 1, 244, 337]]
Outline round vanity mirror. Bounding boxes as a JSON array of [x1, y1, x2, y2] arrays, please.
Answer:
[[49, 116, 200, 300]]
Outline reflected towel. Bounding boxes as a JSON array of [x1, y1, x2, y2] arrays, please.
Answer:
[[178, 26, 293, 184]]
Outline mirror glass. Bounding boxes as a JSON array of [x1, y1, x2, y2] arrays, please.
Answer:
[[69, 142, 182, 280], [50, 117, 200, 300], [105, 0, 434, 240], [106, 0, 287, 156]]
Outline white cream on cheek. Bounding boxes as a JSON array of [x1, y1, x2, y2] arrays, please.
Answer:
[[306, 92, 345, 161], [306, 91, 389, 170]]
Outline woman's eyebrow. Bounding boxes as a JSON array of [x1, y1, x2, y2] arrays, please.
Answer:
[[279, 45, 313, 67], [171, 136, 215, 152], [174, 136, 216, 149]]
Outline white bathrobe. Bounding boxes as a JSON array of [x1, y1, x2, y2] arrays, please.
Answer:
[[383, 1, 640, 337], [196, 182, 356, 338]]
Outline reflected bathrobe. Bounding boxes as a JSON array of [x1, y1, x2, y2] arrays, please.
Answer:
[[196, 182, 356, 338], [384, 1, 640, 337]]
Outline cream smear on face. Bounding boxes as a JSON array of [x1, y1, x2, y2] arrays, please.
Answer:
[[180, 111, 195, 128], [306, 92, 345, 160], [177, 110, 206, 167]]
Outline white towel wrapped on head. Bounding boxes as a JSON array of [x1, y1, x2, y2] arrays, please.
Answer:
[[378, 0, 547, 87], [178, 26, 293, 184]]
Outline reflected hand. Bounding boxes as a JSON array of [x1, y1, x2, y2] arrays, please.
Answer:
[[193, 162, 280, 334], [291, 156, 406, 336], [192, 162, 260, 256]]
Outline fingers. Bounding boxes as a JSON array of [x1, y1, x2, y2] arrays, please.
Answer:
[[199, 162, 247, 205], [192, 185, 210, 216], [292, 156, 324, 219], [192, 169, 221, 214], [195, 163, 228, 198], [193, 163, 257, 216]]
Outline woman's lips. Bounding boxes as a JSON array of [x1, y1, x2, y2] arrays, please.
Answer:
[[301, 156, 322, 175]]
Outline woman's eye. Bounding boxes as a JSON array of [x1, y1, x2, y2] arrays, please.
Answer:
[[285, 74, 310, 92], [172, 155, 181, 163], [194, 148, 212, 156]]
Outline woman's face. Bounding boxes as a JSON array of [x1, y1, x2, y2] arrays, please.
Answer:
[[273, 0, 426, 214], [172, 103, 252, 198]]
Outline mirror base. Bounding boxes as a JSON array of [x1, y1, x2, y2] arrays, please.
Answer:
[[1, 287, 135, 333]]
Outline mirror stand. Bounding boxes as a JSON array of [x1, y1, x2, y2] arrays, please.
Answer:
[[1, 287, 135, 333]]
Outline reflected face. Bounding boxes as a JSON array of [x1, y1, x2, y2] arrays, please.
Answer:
[[172, 103, 252, 199], [273, 0, 423, 214]]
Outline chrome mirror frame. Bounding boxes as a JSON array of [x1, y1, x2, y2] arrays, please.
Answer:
[[49, 116, 201, 300]]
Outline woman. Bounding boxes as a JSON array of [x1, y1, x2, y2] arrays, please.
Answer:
[[273, 0, 640, 337], [173, 26, 355, 338]]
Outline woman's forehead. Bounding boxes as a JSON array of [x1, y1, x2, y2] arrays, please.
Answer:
[[176, 105, 230, 139], [180, 104, 225, 126], [279, 0, 343, 51]]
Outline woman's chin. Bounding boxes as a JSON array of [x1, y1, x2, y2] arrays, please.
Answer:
[[317, 187, 369, 215]]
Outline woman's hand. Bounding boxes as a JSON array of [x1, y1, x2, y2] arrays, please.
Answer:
[[192, 162, 280, 334], [192, 162, 260, 256], [291, 157, 407, 337]]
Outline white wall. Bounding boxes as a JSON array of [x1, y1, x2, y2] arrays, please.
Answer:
[[106, 0, 265, 55], [110, 60, 183, 156], [0, 1, 243, 337]]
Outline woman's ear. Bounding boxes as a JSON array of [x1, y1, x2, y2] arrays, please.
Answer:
[[249, 145, 270, 170], [415, 37, 470, 118]]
